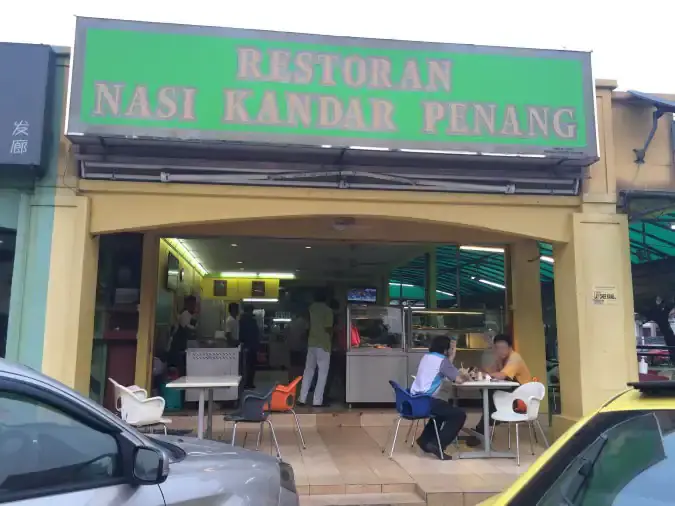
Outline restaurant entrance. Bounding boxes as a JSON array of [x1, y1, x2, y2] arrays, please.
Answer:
[[64, 186, 635, 438], [142, 233, 516, 413]]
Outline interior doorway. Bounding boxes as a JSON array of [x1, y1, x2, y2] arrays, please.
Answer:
[[0, 229, 16, 359], [148, 230, 510, 413]]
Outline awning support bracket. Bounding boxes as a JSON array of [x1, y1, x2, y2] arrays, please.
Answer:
[[627, 90, 675, 165], [634, 108, 665, 165]]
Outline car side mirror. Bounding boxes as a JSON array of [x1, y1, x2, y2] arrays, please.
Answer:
[[132, 446, 169, 485]]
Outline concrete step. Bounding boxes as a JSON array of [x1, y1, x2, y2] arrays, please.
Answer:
[[299, 492, 425, 506]]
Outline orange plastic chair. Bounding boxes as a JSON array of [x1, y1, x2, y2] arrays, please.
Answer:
[[267, 376, 306, 450]]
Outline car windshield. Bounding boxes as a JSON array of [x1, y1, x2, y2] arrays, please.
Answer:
[[5, 365, 190, 463], [539, 410, 675, 506], [16, 370, 182, 457]]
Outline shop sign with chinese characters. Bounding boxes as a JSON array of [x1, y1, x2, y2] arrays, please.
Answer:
[[0, 43, 53, 175], [67, 18, 597, 162]]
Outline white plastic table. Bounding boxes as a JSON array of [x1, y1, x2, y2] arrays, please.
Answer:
[[166, 375, 241, 439], [454, 380, 519, 459]]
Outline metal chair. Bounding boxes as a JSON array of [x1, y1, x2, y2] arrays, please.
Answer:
[[383, 380, 444, 460], [225, 384, 281, 458], [266, 376, 306, 451]]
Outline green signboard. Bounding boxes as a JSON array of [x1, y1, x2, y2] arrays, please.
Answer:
[[67, 18, 597, 161]]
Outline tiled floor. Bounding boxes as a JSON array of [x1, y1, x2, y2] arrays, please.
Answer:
[[169, 409, 549, 505]]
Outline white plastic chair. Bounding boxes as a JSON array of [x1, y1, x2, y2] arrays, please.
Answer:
[[108, 378, 147, 415], [490, 382, 549, 465], [108, 378, 171, 434]]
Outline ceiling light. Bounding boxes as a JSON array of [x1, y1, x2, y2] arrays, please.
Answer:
[[273, 318, 292, 322], [671, 224, 675, 230], [260, 273, 296, 279], [436, 290, 455, 297], [165, 238, 208, 277], [218, 272, 296, 279], [389, 282, 414, 287], [237, 261, 243, 264], [471, 276, 476, 280], [349, 145, 389, 151], [243, 298, 279, 303], [231, 243, 238, 247], [479, 279, 506, 289], [460, 245, 505, 253], [540, 255, 554, 264], [305, 246, 312, 249], [321, 144, 333, 148], [415, 310, 484, 315], [399, 148, 478, 155], [480, 152, 546, 158], [221, 271, 257, 277]]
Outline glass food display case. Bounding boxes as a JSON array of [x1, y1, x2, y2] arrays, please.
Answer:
[[406, 308, 502, 399], [346, 304, 407, 404]]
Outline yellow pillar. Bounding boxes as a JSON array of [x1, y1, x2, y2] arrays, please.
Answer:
[[552, 211, 636, 436], [509, 241, 547, 411], [42, 195, 99, 394], [135, 233, 159, 389]]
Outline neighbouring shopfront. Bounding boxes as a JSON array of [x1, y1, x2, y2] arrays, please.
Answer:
[[0, 43, 66, 368], [41, 17, 642, 436]]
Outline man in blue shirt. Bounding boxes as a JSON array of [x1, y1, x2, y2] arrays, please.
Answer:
[[410, 335, 469, 459]]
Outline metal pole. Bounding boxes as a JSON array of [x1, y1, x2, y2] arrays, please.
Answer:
[[455, 246, 462, 307]]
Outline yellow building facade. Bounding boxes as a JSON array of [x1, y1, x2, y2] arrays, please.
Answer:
[[40, 18, 675, 436]]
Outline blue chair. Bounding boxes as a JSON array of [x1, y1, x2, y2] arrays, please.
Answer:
[[383, 380, 444, 460]]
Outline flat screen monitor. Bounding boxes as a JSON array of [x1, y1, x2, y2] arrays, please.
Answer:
[[348, 287, 377, 303], [166, 252, 180, 291]]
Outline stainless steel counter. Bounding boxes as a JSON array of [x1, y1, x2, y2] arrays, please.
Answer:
[[185, 346, 240, 402], [346, 348, 407, 404]]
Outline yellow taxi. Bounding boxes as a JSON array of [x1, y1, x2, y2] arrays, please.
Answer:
[[480, 380, 675, 505]]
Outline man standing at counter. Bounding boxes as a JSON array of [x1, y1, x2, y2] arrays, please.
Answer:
[[168, 295, 198, 376], [225, 302, 239, 346], [299, 290, 333, 407], [239, 305, 260, 389]]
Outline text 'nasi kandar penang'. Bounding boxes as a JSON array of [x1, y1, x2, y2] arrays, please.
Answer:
[[91, 47, 579, 140]]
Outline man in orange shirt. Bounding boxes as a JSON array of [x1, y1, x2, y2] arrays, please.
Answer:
[[488, 334, 532, 384], [467, 334, 531, 447]]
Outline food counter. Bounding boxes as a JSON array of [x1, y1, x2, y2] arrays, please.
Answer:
[[346, 305, 407, 404], [345, 305, 503, 405], [186, 341, 240, 402], [406, 308, 500, 400]]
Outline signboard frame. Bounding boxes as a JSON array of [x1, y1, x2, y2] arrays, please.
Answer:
[[66, 17, 598, 164], [0, 42, 54, 176]]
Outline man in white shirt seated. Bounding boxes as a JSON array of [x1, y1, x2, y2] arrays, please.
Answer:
[[410, 336, 470, 459]]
